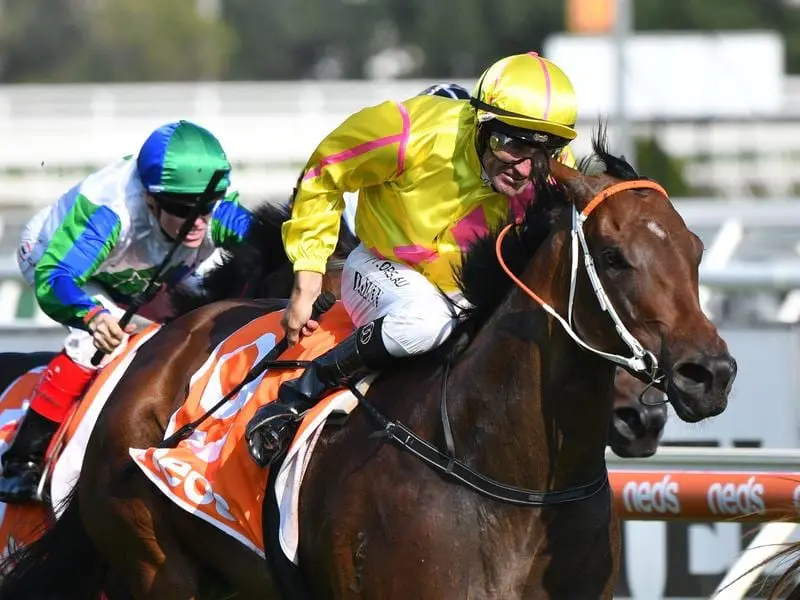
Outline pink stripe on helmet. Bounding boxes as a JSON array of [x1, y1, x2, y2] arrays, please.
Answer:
[[527, 51, 552, 121]]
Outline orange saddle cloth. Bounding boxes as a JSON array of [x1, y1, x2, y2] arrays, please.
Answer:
[[130, 302, 361, 563]]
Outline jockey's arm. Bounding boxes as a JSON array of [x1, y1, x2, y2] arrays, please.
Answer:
[[210, 189, 254, 250], [282, 100, 408, 275], [33, 194, 120, 330]]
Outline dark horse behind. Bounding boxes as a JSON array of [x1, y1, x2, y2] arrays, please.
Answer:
[[0, 130, 735, 600]]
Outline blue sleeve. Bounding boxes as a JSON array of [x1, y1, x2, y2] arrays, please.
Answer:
[[34, 194, 121, 328], [210, 191, 252, 249]]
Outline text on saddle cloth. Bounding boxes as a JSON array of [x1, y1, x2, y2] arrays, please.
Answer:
[[129, 302, 364, 562]]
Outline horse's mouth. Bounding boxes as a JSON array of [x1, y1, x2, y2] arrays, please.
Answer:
[[667, 383, 726, 423]]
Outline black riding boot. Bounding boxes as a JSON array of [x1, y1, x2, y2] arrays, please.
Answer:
[[0, 410, 59, 504], [246, 318, 393, 467]]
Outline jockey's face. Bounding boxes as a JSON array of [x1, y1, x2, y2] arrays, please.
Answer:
[[162, 211, 211, 248], [145, 194, 212, 248], [481, 131, 550, 197]]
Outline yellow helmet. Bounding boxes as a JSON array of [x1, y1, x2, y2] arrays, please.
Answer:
[[471, 52, 578, 141]]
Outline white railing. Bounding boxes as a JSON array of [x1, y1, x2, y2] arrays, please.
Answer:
[[2, 196, 800, 327], [0, 80, 478, 171], [10, 117, 800, 203], [605, 446, 800, 471], [4, 79, 800, 203]]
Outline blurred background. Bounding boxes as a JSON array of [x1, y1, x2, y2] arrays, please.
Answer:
[[1, 0, 800, 328], [2, 0, 800, 597]]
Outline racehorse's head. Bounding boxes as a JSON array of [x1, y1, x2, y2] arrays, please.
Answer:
[[546, 129, 736, 423]]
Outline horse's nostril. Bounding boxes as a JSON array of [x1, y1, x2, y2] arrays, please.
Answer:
[[676, 361, 713, 391], [614, 408, 643, 432]]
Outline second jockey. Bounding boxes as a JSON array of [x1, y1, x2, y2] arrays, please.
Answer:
[[0, 120, 254, 503], [246, 52, 579, 466]]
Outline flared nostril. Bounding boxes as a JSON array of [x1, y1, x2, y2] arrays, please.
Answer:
[[675, 361, 714, 393], [674, 354, 736, 397]]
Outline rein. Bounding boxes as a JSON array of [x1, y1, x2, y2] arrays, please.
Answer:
[[344, 365, 608, 507]]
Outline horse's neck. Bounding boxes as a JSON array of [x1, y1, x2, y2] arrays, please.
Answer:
[[447, 292, 614, 492]]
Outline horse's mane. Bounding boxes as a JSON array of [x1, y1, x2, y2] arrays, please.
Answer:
[[577, 123, 641, 181], [169, 201, 359, 317], [454, 124, 641, 334]]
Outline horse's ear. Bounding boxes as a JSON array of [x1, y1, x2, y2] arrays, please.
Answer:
[[548, 158, 595, 211]]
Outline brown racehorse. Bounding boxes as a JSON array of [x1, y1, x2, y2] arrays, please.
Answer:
[[172, 204, 668, 460], [172, 202, 669, 460], [0, 130, 732, 600]]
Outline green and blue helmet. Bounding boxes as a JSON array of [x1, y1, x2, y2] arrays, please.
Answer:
[[137, 120, 231, 198]]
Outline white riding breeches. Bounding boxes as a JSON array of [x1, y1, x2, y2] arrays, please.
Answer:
[[341, 244, 468, 357]]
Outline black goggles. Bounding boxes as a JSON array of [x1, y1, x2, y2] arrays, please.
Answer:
[[154, 194, 217, 219], [488, 131, 567, 161]]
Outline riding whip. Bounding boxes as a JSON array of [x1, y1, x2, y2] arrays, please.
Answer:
[[158, 290, 337, 449]]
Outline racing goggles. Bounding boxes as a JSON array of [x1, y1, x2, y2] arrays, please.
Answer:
[[488, 130, 567, 162], [154, 193, 217, 219]]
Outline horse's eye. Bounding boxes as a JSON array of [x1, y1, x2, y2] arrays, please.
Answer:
[[601, 247, 629, 270]]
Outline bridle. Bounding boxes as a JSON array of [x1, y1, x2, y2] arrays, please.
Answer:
[[496, 179, 669, 388]]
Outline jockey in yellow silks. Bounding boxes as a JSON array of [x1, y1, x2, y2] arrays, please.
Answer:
[[246, 53, 580, 467]]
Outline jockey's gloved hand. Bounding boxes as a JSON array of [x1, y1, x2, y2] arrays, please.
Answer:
[[88, 311, 136, 355], [282, 271, 323, 346]]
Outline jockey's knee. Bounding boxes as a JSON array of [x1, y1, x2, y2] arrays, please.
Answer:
[[381, 301, 459, 357]]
